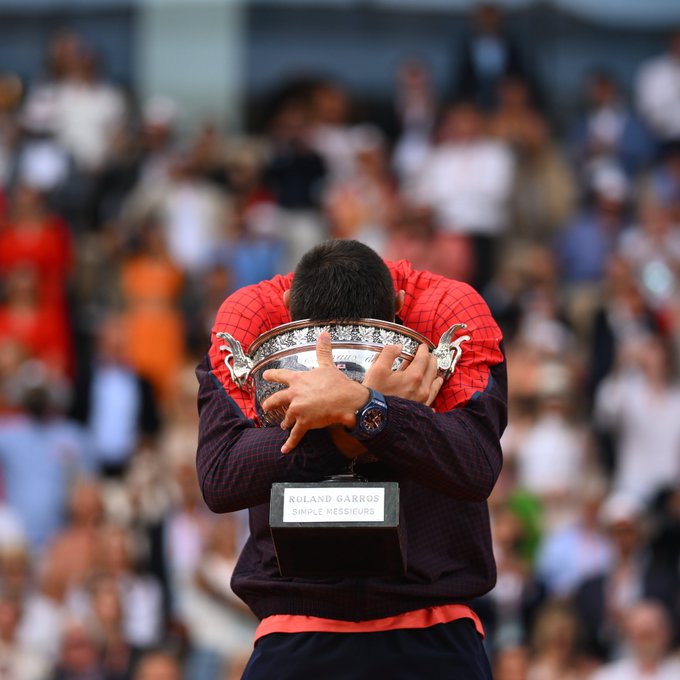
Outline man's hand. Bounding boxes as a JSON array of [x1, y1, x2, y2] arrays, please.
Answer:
[[261, 333, 369, 454], [364, 342, 443, 407], [262, 333, 444, 454]]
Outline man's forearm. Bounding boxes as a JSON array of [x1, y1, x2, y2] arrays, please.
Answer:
[[196, 358, 347, 513], [362, 359, 507, 502]]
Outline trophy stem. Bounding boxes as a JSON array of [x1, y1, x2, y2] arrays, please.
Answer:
[[324, 457, 366, 482], [324, 472, 368, 482], [324, 457, 367, 482]]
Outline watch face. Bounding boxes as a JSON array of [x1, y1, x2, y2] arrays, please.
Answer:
[[362, 407, 385, 433]]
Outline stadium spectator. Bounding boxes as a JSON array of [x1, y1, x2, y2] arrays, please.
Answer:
[[454, 3, 528, 110], [410, 101, 514, 289], [573, 494, 677, 660], [0, 361, 90, 548], [570, 71, 655, 179], [636, 29, 680, 143], [70, 314, 160, 477], [591, 601, 680, 680], [595, 335, 680, 502]]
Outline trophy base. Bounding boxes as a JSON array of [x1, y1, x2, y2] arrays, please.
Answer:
[[269, 481, 405, 578]]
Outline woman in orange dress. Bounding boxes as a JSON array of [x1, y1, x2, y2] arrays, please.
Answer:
[[120, 221, 185, 402]]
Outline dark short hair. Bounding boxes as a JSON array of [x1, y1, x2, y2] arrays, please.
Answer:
[[289, 240, 395, 321]]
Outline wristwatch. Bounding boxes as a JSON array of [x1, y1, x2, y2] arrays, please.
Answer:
[[348, 388, 388, 440]]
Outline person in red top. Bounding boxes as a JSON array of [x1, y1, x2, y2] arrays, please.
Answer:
[[196, 240, 506, 678], [0, 184, 73, 314], [0, 265, 73, 377]]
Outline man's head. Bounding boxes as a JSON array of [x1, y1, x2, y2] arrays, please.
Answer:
[[133, 651, 182, 680], [599, 493, 645, 558], [624, 601, 673, 667], [288, 240, 398, 322], [587, 70, 619, 108]]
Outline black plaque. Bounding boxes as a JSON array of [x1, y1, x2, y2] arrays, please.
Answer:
[[270, 481, 405, 578]]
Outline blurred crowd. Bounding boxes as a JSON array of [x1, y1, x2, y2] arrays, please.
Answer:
[[1, 4, 680, 679]]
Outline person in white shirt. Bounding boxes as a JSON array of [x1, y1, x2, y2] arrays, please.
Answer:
[[410, 101, 514, 289], [595, 334, 680, 503], [591, 601, 680, 680], [122, 155, 230, 277], [636, 30, 680, 142], [308, 81, 356, 183], [0, 594, 50, 680], [392, 59, 437, 184]]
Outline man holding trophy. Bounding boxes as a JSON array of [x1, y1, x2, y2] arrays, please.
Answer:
[[196, 240, 506, 678]]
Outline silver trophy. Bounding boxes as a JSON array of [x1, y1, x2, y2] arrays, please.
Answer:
[[216, 318, 470, 578], [216, 318, 470, 426]]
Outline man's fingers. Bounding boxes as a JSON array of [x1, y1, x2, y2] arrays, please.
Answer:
[[261, 389, 291, 414], [315, 332, 335, 368], [281, 421, 306, 454], [420, 351, 439, 405], [422, 350, 438, 387], [367, 344, 402, 379], [280, 411, 294, 430], [426, 376, 444, 407], [263, 368, 293, 385], [408, 343, 432, 373]]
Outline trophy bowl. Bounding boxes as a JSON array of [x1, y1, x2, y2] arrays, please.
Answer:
[[217, 319, 469, 426]]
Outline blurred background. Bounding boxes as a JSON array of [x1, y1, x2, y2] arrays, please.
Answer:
[[1, 0, 680, 678]]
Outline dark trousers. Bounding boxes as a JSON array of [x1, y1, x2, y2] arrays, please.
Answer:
[[241, 618, 492, 679]]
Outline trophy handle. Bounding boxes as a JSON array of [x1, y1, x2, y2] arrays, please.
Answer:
[[216, 332, 254, 391], [432, 323, 470, 380]]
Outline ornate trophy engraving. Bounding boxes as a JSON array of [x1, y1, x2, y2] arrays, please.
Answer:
[[217, 319, 469, 426], [217, 319, 470, 578]]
